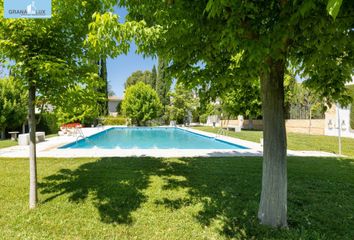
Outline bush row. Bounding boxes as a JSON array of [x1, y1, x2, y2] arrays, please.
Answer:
[[100, 116, 127, 126]]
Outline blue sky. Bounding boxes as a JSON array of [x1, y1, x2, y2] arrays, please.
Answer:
[[109, 8, 157, 97]]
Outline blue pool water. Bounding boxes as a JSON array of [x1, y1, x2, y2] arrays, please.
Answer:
[[60, 127, 248, 149]]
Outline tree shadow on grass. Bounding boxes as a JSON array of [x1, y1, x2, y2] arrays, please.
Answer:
[[38, 156, 354, 238], [39, 157, 164, 224], [154, 157, 263, 238], [155, 157, 354, 239]]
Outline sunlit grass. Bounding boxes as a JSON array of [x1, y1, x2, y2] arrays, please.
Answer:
[[193, 126, 354, 157], [0, 133, 58, 149], [0, 139, 17, 149], [0, 157, 353, 239]]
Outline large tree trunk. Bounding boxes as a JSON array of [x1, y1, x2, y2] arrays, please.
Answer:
[[99, 58, 108, 116], [28, 81, 38, 209], [258, 58, 287, 227]]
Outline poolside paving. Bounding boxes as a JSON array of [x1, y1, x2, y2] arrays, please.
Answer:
[[0, 127, 338, 158]]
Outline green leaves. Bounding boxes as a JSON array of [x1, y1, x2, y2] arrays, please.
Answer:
[[86, 12, 162, 59], [168, 83, 197, 124], [0, 0, 122, 125], [124, 70, 153, 89], [0, 77, 28, 131], [122, 82, 163, 126], [326, 0, 343, 20]]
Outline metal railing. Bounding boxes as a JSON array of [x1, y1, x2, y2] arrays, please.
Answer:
[[215, 128, 227, 138]]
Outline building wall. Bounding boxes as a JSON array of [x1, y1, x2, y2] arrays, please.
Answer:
[[108, 100, 121, 115]]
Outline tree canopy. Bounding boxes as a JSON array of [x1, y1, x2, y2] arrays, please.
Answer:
[[122, 82, 162, 126], [168, 83, 197, 124], [220, 78, 261, 120], [124, 70, 152, 89], [0, 0, 125, 208], [0, 77, 27, 138], [87, 0, 354, 227]]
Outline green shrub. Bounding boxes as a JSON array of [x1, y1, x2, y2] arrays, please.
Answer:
[[199, 114, 208, 124], [101, 116, 126, 126], [122, 82, 162, 126], [36, 113, 59, 134]]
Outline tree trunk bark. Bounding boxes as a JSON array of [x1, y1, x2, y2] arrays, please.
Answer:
[[99, 58, 108, 116], [102, 58, 108, 116], [28, 81, 38, 209], [0, 129, 5, 140], [258, 58, 287, 227]]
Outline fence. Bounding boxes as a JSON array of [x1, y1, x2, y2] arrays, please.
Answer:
[[220, 119, 263, 130], [220, 119, 326, 135], [285, 119, 325, 135]]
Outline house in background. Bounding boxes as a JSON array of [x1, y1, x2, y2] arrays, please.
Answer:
[[108, 96, 123, 116]]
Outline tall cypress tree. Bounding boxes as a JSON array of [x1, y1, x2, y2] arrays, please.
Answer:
[[151, 65, 157, 89], [98, 58, 108, 116], [156, 57, 171, 117]]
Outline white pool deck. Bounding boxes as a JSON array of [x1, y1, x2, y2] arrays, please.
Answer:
[[0, 126, 338, 158]]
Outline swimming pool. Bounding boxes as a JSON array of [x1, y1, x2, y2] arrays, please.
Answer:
[[60, 127, 248, 150]]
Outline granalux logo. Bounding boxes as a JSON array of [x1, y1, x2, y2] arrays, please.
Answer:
[[4, 0, 52, 19]]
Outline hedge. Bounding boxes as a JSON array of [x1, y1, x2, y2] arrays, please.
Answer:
[[101, 116, 126, 126]]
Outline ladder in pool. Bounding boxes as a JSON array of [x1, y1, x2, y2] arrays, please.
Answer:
[[75, 127, 85, 143], [215, 128, 227, 138]]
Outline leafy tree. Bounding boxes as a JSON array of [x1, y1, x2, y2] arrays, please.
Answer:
[[0, 0, 122, 208], [221, 78, 262, 121], [116, 100, 122, 115], [122, 82, 162, 126], [287, 82, 326, 119], [284, 73, 297, 119], [124, 70, 152, 89], [113, 0, 353, 227], [347, 84, 354, 129], [84, 0, 352, 227], [168, 83, 197, 124], [54, 83, 103, 126], [199, 103, 221, 124], [0, 77, 27, 139]]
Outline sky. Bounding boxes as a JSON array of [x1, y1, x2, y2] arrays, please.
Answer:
[[108, 8, 157, 97]]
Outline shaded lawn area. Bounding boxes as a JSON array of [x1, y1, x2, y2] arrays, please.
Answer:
[[0, 157, 353, 239], [193, 126, 354, 157]]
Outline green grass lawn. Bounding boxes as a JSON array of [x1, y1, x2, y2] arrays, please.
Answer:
[[0, 139, 17, 149], [0, 157, 353, 239], [193, 126, 354, 157], [0, 133, 58, 149]]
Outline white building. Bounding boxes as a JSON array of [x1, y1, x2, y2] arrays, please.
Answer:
[[108, 96, 123, 116]]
